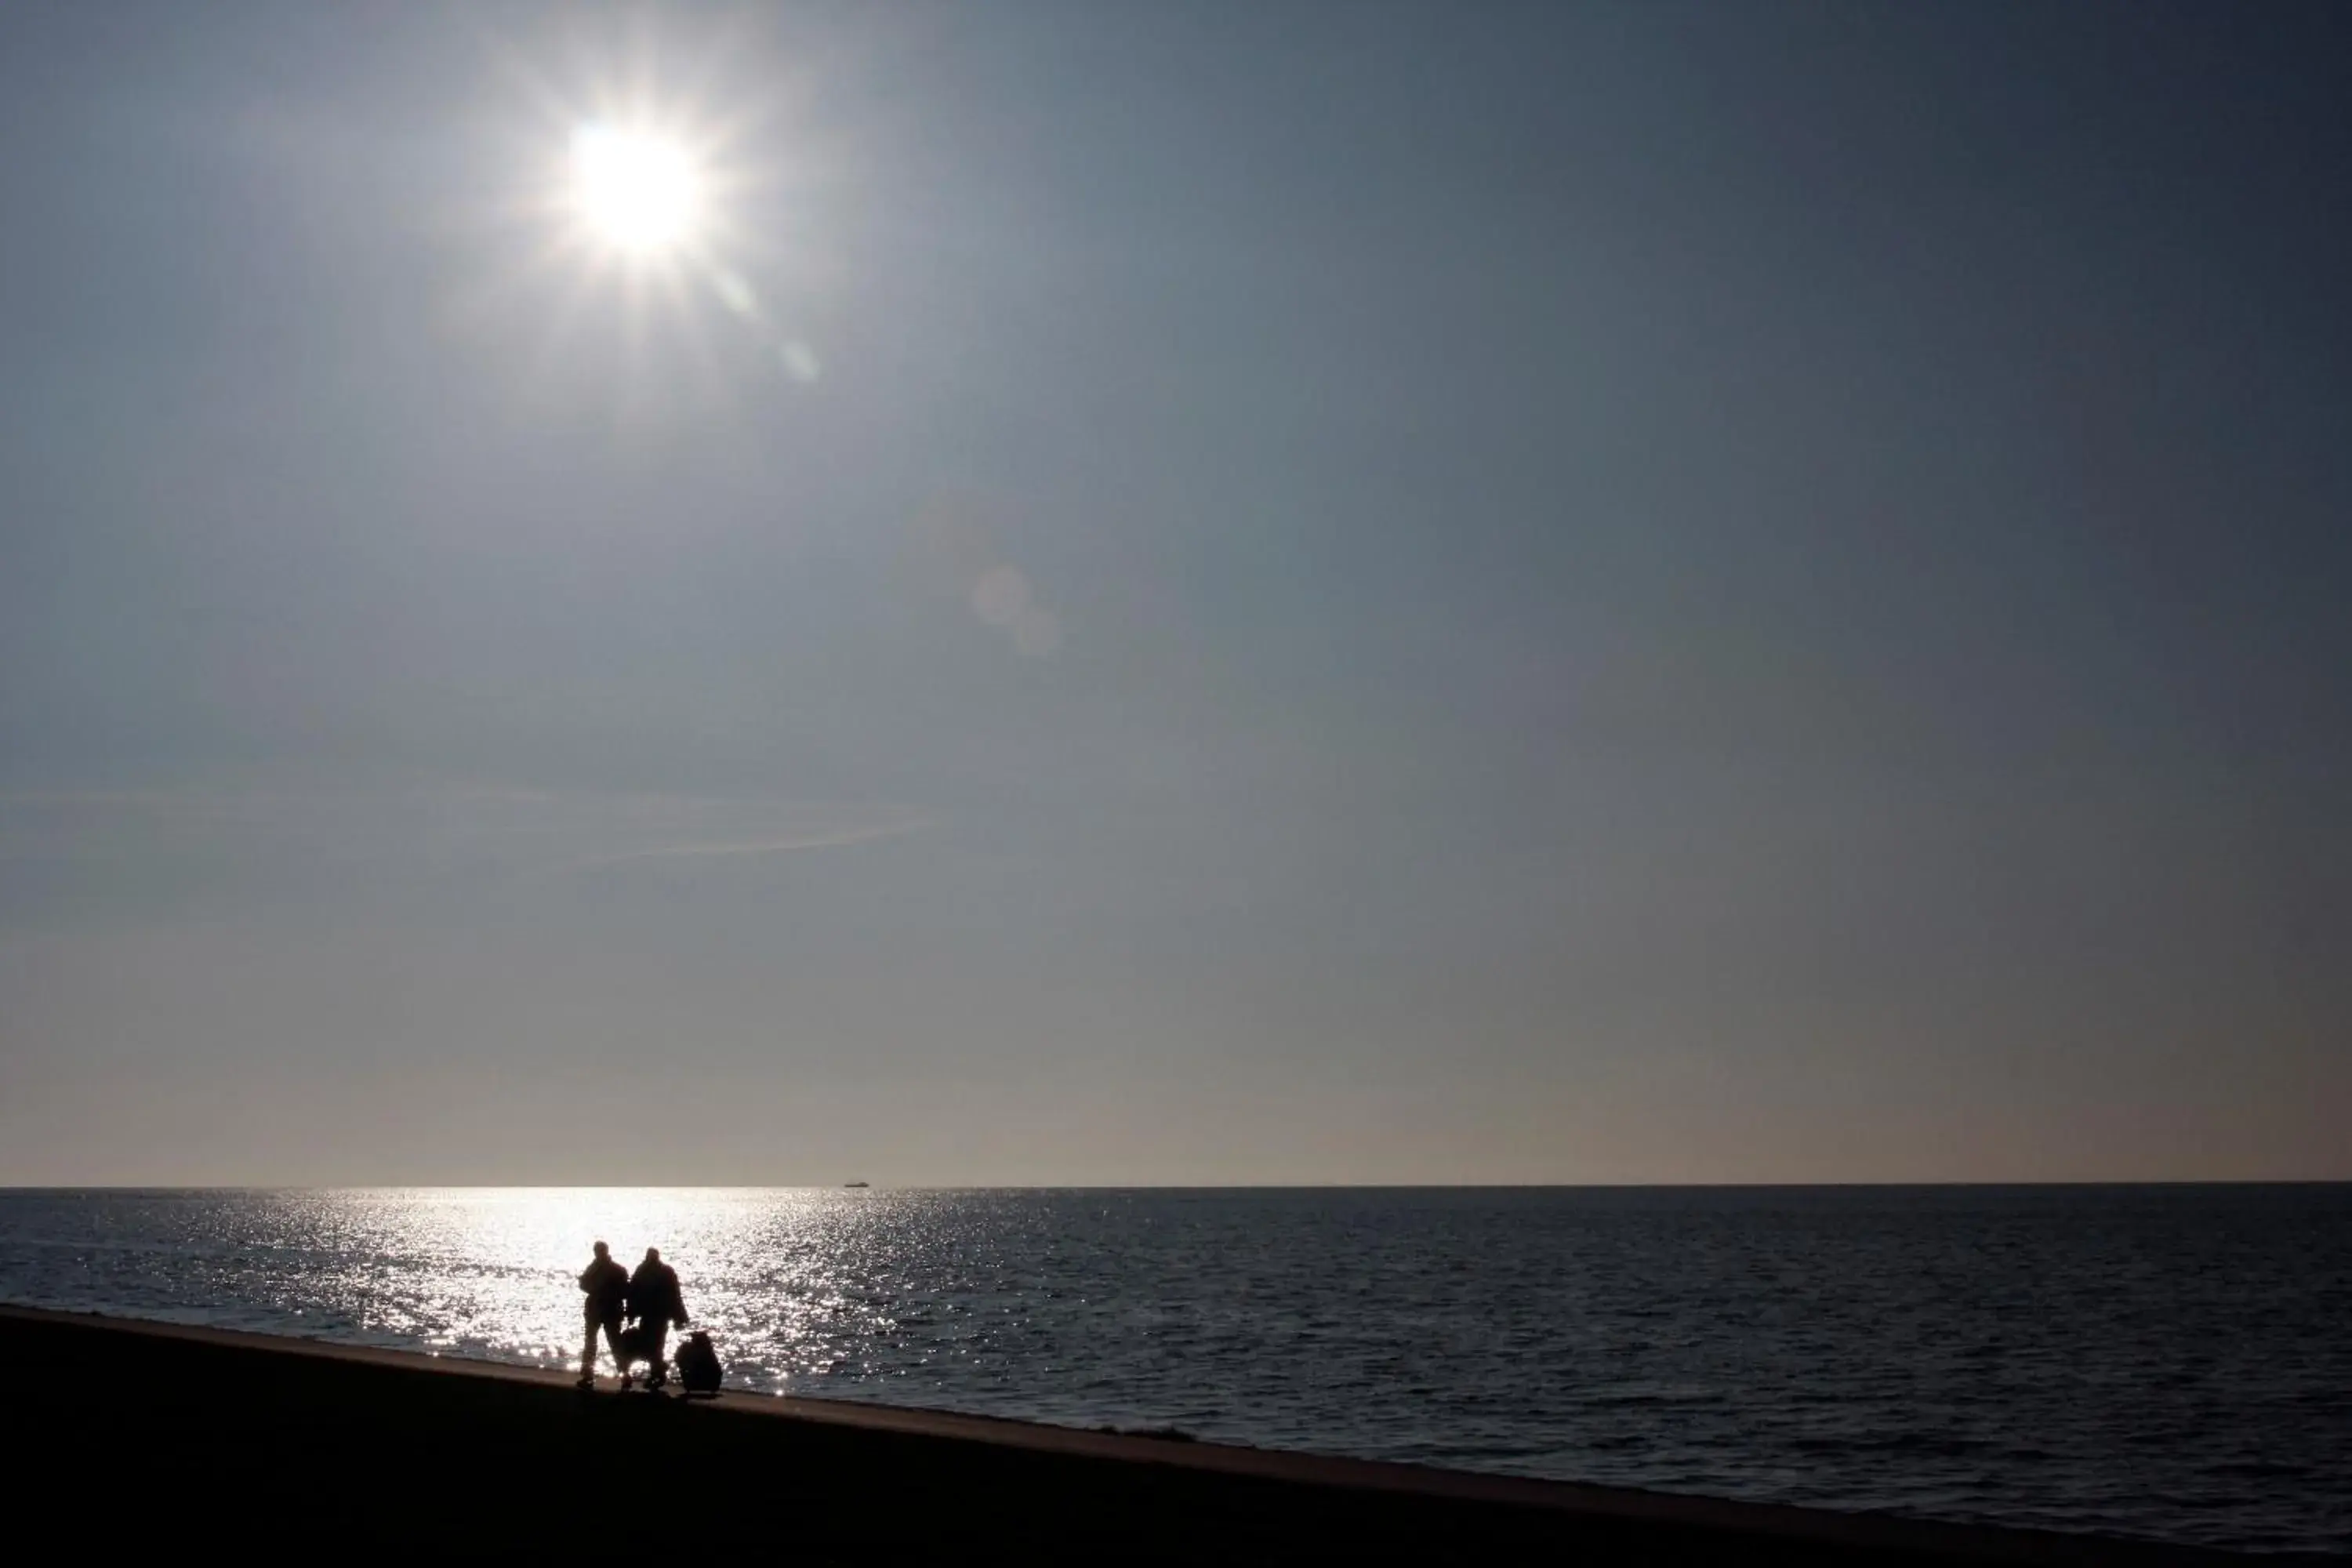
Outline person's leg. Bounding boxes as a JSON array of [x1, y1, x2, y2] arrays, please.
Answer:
[[579, 1314, 601, 1384], [647, 1323, 670, 1385]]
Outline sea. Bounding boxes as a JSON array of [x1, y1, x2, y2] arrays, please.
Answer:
[[2, 1185, 2345, 1554]]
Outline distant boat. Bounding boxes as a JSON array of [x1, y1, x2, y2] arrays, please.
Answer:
[[843, 1181, 870, 1189]]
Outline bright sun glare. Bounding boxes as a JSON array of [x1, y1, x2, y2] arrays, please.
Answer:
[[570, 125, 702, 254]]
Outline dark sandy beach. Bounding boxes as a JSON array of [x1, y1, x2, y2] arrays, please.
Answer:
[[6, 1305, 2301, 1563]]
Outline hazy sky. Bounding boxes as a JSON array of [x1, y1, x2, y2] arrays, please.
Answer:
[[3, 2, 2347, 1184]]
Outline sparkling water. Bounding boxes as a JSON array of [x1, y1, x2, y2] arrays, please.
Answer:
[[2, 1185, 2345, 1552]]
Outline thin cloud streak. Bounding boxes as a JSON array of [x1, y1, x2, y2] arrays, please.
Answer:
[[540, 816, 935, 874], [0, 786, 935, 878]]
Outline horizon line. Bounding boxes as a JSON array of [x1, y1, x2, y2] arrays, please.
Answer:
[[2, 1178, 2345, 1193]]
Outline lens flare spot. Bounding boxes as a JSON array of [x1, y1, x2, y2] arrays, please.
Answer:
[[713, 268, 760, 318], [971, 568, 1030, 628]]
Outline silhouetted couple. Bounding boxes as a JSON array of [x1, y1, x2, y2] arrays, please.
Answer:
[[577, 1240, 691, 1389]]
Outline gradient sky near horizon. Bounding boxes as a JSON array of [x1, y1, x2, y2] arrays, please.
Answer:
[[3, 2, 2347, 1185]]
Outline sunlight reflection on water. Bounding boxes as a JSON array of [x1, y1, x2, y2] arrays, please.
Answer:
[[219, 1188, 927, 1383]]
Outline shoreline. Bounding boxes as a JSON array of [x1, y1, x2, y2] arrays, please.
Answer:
[[6, 1305, 2299, 1562]]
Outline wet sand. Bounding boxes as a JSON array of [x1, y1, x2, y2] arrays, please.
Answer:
[[5, 1305, 2283, 1563]]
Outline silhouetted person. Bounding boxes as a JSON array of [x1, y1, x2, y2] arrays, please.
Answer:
[[577, 1240, 630, 1388], [674, 1329, 724, 1396], [626, 1247, 690, 1388]]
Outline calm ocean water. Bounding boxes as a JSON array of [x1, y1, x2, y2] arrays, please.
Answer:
[[1, 1185, 2344, 1552]]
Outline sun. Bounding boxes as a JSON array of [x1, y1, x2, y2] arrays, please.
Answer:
[[569, 125, 703, 255], [470, 42, 835, 397]]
